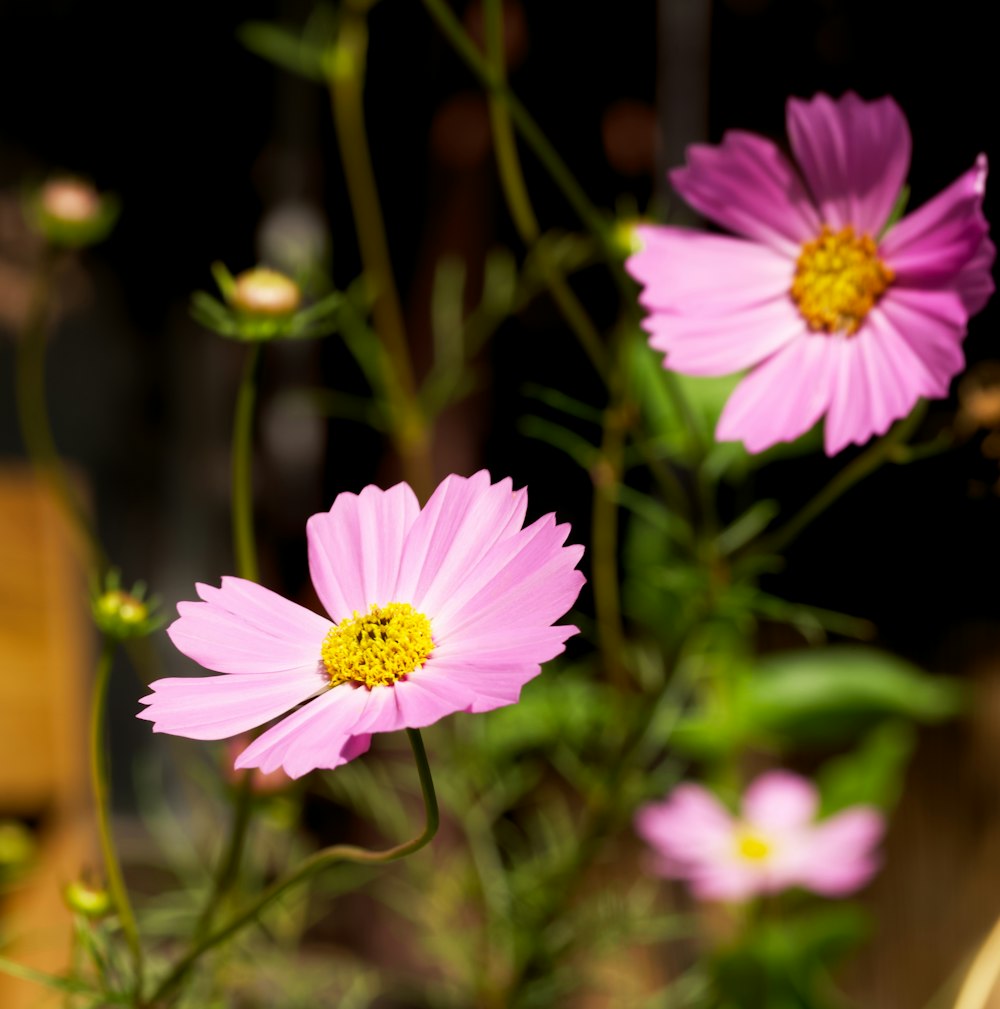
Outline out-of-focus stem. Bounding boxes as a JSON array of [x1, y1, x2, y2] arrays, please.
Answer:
[[231, 343, 261, 583], [89, 636, 144, 996], [756, 401, 928, 557], [326, 3, 433, 501], [15, 249, 106, 574], [146, 729, 438, 1008], [952, 910, 1000, 1009]]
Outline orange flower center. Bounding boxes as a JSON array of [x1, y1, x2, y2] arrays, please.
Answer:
[[791, 225, 894, 335], [321, 602, 433, 688]]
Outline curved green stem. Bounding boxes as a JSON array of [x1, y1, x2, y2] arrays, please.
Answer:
[[482, 0, 605, 375], [326, 3, 433, 500], [421, 0, 619, 284], [757, 402, 929, 557], [231, 343, 261, 583], [147, 728, 438, 1007], [15, 249, 106, 575], [89, 636, 144, 997]]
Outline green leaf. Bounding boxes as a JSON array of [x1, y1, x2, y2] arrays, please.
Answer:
[[817, 720, 915, 813], [238, 21, 327, 81], [746, 646, 965, 744]]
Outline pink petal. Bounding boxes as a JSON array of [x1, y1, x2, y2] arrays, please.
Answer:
[[795, 808, 885, 896], [687, 862, 765, 902], [670, 130, 820, 255], [875, 287, 968, 394], [167, 578, 331, 675], [437, 514, 585, 640], [955, 234, 996, 315], [644, 296, 806, 377], [307, 482, 421, 622], [395, 472, 529, 615], [628, 227, 792, 317], [881, 155, 989, 285], [716, 334, 836, 453], [635, 784, 734, 866], [234, 683, 378, 778], [137, 671, 324, 740], [819, 323, 918, 456], [741, 771, 818, 832], [786, 92, 912, 235]]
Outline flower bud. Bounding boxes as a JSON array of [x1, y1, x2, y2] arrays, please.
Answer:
[[91, 571, 161, 640], [610, 217, 645, 258], [25, 175, 119, 248], [63, 880, 112, 918], [0, 820, 34, 871], [232, 267, 302, 317]]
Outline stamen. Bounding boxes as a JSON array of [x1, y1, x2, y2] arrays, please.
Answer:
[[321, 602, 434, 689], [791, 225, 894, 335], [735, 829, 773, 862]]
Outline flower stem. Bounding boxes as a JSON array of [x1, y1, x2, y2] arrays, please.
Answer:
[[146, 728, 438, 1007], [231, 343, 261, 584], [14, 248, 107, 575], [326, 2, 433, 501], [422, 0, 616, 272], [756, 402, 929, 557], [89, 636, 143, 997], [481, 0, 606, 375]]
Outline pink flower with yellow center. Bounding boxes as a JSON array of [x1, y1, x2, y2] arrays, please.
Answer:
[[627, 92, 995, 455], [634, 771, 885, 901], [139, 472, 584, 779]]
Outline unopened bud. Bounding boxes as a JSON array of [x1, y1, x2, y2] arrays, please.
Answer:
[[64, 880, 112, 918], [232, 268, 302, 317], [91, 571, 160, 640], [611, 217, 645, 258], [40, 178, 101, 224], [0, 820, 34, 869]]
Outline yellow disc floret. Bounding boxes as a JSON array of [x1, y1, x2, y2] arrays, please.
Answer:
[[791, 225, 894, 335], [322, 602, 434, 688], [735, 829, 773, 862]]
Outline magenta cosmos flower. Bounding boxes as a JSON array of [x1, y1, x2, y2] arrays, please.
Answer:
[[139, 472, 584, 778], [627, 92, 994, 455], [635, 770, 884, 901]]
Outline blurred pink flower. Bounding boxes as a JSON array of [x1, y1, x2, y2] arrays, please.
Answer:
[[634, 770, 885, 901], [627, 92, 994, 455], [139, 472, 584, 779]]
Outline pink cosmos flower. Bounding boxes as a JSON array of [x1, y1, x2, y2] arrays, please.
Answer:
[[139, 472, 584, 779], [634, 770, 885, 901], [627, 92, 995, 455]]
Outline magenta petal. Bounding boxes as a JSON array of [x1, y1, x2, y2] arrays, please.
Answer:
[[234, 684, 375, 778], [628, 227, 792, 317], [138, 671, 323, 740], [795, 808, 885, 896], [670, 130, 820, 255], [307, 481, 420, 622], [786, 92, 911, 235], [167, 578, 331, 675], [742, 771, 818, 831], [716, 335, 836, 453], [645, 296, 806, 377], [881, 155, 989, 285], [954, 234, 996, 315]]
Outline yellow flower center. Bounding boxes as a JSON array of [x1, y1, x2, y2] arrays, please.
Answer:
[[790, 225, 894, 335], [321, 602, 434, 689], [735, 829, 773, 862]]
